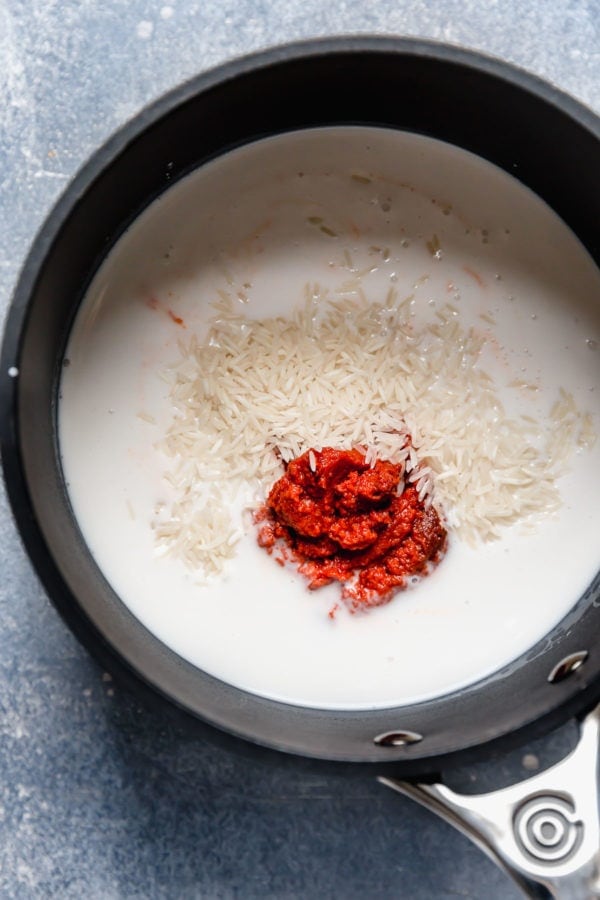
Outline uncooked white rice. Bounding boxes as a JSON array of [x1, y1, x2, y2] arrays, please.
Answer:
[[153, 289, 594, 575]]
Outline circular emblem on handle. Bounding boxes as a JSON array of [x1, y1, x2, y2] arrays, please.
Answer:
[[513, 794, 583, 864]]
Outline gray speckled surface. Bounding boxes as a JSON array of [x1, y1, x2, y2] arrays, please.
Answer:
[[0, 2, 598, 897]]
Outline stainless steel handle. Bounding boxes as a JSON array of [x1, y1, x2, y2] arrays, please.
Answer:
[[379, 704, 600, 899]]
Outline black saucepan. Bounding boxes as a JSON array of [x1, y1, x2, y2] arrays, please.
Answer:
[[1, 41, 599, 891]]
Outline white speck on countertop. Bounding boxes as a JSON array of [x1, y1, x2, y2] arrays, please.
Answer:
[[16, 861, 36, 888], [160, 6, 174, 19], [16, 785, 32, 801], [136, 20, 154, 39]]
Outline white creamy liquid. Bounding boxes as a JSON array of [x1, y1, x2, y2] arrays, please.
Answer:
[[59, 127, 600, 710]]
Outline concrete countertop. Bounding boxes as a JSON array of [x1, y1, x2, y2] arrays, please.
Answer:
[[1, 1, 598, 897]]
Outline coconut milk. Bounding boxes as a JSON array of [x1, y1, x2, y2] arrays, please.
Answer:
[[59, 127, 600, 709]]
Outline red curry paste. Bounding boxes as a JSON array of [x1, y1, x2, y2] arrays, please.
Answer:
[[255, 447, 446, 610]]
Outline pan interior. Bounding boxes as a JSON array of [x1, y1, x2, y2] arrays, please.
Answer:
[[58, 126, 600, 711]]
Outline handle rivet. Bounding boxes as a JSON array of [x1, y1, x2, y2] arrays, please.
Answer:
[[547, 651, 588, 684], [374, 730, 423, 747]]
